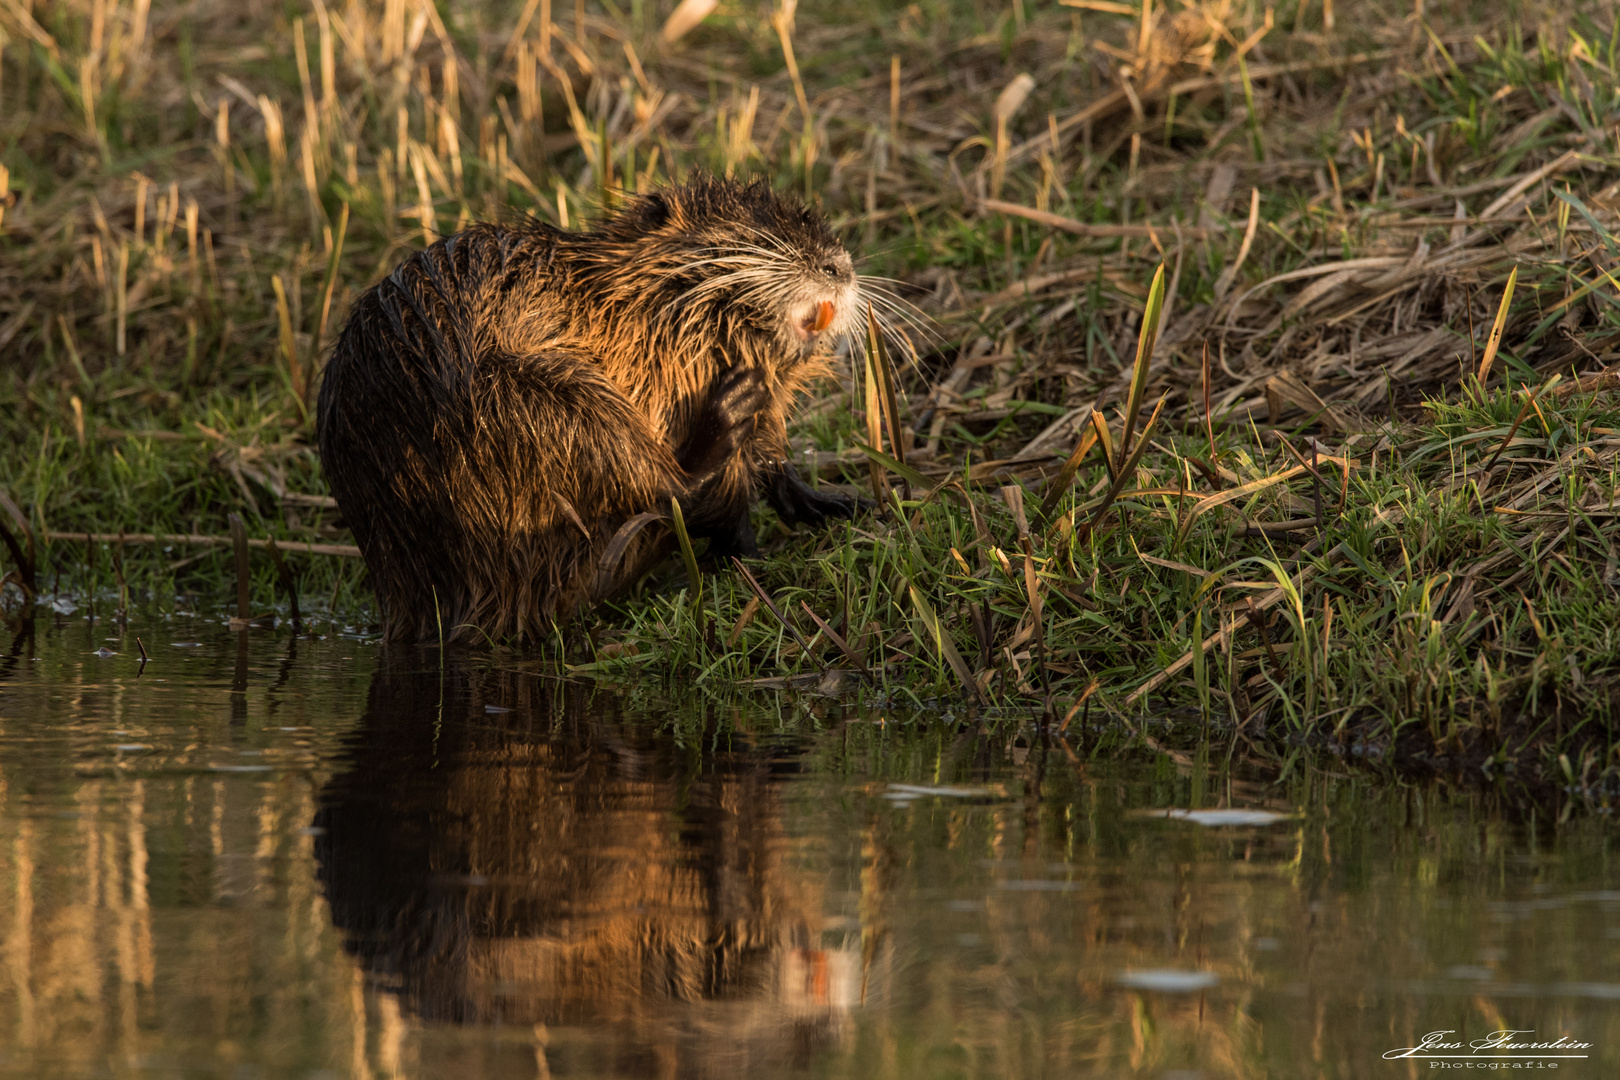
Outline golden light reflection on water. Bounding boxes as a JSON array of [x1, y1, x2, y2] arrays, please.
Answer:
[[0, 619, 1617, 1079]]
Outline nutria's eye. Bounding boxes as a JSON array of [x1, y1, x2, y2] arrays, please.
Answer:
[[820, 262, 840, 279]]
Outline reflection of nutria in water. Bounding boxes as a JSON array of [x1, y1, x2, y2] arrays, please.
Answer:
[[314, 659, 882, 1068], [317, 177, 871, 643]]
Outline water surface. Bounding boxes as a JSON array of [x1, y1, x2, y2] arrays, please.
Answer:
[[0, 615, 1615, 1078]]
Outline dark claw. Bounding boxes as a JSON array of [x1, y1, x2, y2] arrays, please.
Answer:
[[764, 462, 869, 527]]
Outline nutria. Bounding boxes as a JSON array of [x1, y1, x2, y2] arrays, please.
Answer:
[[317, 176, 871, 643]]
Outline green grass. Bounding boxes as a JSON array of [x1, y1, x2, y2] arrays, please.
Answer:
[[4, 0, 1620, 806], [592, 334, 1620, 799]]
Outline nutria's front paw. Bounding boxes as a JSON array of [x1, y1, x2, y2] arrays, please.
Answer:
[[682, 365, 767, 480], [765, 462, 870, 527]]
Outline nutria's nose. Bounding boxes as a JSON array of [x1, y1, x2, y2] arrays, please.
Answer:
[[801, 301, 835, 336]]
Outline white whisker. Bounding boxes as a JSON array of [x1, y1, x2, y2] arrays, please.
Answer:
[[861, 295, 940, 351]]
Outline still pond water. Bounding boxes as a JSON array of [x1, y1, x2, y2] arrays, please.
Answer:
[[0, 614, 1617, 1079]]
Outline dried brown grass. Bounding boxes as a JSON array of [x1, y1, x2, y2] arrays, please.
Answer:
[[2, 0, 1616, 433]]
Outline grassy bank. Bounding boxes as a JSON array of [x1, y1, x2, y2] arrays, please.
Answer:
[[4, 0, 1620, 802]]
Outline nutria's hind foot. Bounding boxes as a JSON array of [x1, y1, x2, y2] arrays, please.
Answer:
[[701, 509, 762, 561], [764, 462, 870, 528]]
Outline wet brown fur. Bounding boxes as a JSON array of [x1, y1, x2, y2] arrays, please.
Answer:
[[317, 177, 864, 643]]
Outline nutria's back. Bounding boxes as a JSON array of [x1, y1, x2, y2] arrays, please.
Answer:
[[317, 177, 868, 643]]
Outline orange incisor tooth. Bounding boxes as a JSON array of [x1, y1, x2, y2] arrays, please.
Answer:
[[813, 301, 835, 333]]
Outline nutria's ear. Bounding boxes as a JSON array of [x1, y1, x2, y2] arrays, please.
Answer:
[[637, 193, 671, 229]]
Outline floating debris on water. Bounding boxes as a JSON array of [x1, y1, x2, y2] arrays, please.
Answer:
[[1115, 969, 1221, 993], [1132, 808, 1295, 827], [883, 783, 996, 802]]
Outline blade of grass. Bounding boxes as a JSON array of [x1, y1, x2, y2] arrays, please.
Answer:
[[1077, 395, 1166, 542], [1202, 340, 1217, 459], [1002, 484, 1029, 540], [228, 512, 250, 621], [1118, 262, 1166, 456], [863, 330, 886, 506], [1238, 50, 1264, 161], [1190, 608, 1209, 718], [1091, 409, 1117, 484], [1554, 188, 1619, 257], [967, 596, 992, 670], [1213, 188, 1260, 300], [907, 581, 980, 702], [1037, 424, 1100, 521], [727, 596, 760, 645], [596, 509, 666, 593], [1176, 463, 1310, 545], [867, 304, 907, 469], [800, 600, 869, 674], [1275, 434, 1331, 529], [263, 537, 301, 626], [1021, 539, 1051, 713], [1475, 265, 1518, 385], [852, 440, 931, 489], [1478, 374, 1562, 481], [732, 556, 823, 670], [669, 496, 706, 642], [96, 530, 118, 604], [310, 202, 349, 392], [661, 0, 717, 43], [1058, 678, 1101, 732], [1246, 596, 1285, 684], [270, 274, 305, 413]]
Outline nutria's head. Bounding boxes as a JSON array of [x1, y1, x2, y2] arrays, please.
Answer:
[[589, 176, 862, 364]]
